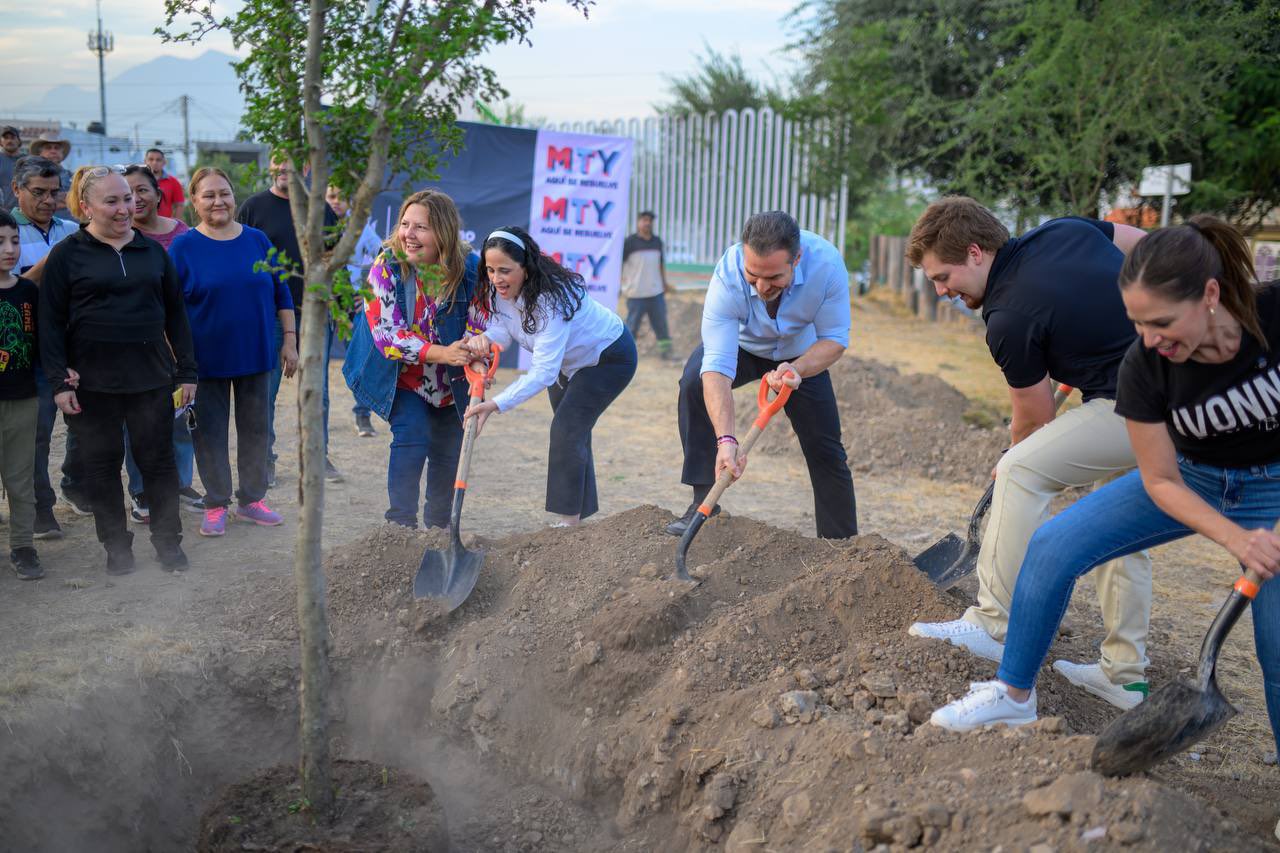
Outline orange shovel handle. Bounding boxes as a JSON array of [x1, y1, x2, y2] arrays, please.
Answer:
[[753, 372, 794, 429], [464, 343, 502, 399]]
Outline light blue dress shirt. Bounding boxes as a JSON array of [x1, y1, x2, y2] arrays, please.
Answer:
[[700, 229, 851, 379]]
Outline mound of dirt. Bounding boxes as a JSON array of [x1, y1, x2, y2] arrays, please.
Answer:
[[752, 356, 1009, 484], [238, 508, 1272, 851]]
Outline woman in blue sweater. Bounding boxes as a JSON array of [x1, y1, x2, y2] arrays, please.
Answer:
[[170, 167, 297, 537]]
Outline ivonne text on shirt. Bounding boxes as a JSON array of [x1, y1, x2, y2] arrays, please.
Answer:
[[1171, 362, 1280, 439]]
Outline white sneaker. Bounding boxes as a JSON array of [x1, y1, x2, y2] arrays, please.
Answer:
[[1052, 660, 1147, 711], [930, 680, 1037, 732], [907, 618, 1006, 663], [1273, 817, 1278, 843]]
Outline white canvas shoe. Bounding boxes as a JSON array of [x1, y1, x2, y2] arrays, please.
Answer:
[[908, 618, 1006, 663], [1052, 660, 1147, 711], [930, 680, 1037, 732]]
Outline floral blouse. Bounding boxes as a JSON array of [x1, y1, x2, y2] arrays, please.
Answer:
[[365, 250, 486, 406]]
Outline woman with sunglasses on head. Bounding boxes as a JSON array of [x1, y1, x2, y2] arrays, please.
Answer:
[[39, 167, 197, 574], [342, 189, 487, 530], [463, 226, 637, 527], [928, 217, 1280, 828], [170, 167, 297, 538]]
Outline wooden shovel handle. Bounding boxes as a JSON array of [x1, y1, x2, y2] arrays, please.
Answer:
[[694, 377, 793, 516]]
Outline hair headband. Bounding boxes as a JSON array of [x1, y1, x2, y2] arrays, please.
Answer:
[[487, 229, 525, 249]]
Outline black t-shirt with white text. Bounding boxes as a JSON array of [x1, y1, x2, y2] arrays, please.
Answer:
[[0, 277, 39, 400], [1115, 281, 1280, 467], [982, 217, 1136, 401]]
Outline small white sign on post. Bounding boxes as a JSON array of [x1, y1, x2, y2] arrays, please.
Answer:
[[1138, 163, 1192, 197], [1138, 163, 1192, 226]]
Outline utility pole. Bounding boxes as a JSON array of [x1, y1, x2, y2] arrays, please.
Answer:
[[180, 95, 191, 177], [86, 0, 114, 150]]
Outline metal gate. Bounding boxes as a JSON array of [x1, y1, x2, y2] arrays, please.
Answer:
[[551, 108, 848, 267]]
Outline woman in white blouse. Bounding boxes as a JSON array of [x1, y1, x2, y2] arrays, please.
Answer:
[[463, 226, 637, 527]]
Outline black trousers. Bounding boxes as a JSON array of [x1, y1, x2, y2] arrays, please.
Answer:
[[193, 372, 270, 509], [71, 387, 181, 551], [677, 344, 858, 539], [545, 330, 638, 518]]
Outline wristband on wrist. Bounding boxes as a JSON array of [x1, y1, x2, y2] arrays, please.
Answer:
[[283, 330, 297, 337], [716, 435, 738, 447]]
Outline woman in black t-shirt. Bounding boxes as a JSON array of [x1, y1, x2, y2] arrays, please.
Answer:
[[929, 217, 1280, 773]]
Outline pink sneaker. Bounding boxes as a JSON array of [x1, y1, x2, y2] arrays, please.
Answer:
[[200, 506, 227, 537], [235, 500, 283, 527]]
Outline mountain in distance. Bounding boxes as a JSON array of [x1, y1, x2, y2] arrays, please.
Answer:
[[16, 49, 245, 151]]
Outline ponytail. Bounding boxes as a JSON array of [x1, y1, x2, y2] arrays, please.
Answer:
[[1119, 214, 1266, 349]]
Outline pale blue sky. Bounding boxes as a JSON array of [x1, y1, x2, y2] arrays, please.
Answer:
[[2, 1, 801, 128]]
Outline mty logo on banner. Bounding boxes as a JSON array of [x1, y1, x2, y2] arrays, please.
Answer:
[[541, 197, 614, 227], [550, 252, 608, 280], [546, 146, 623, 177]]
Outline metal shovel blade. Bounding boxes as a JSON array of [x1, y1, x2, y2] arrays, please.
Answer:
[[672, 512, 708, 584], [1090, 678, 1237, 776], [413, 542, 484, 613], [913, 532, 966, 578]]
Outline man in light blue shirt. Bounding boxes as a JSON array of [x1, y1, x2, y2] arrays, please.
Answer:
[[667, 210, 858, 539]]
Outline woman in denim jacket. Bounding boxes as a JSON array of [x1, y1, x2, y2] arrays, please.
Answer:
[[342, 189, 485, 528]]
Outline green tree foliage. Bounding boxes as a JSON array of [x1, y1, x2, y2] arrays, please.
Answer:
[[1178, 0, 1280, 227], [796, 0, 1255, 218], [159, 0, 587, 817], [660, 43, 787, 116]]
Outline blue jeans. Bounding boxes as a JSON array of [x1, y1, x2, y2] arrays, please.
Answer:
[[385, 387, 463, 529], [125, 418, 194, 496], [998, 460, 1280, 751], [268, 312, 332, 461]]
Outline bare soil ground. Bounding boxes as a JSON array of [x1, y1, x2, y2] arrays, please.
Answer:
[[0, 290, 1274, 850]]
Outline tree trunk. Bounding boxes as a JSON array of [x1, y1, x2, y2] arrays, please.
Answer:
[[294, 273, 334, 815]]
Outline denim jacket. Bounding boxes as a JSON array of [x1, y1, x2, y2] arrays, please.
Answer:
[[342, 251, 479, 420]]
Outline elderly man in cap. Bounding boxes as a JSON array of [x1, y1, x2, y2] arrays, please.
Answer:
[[0, 127, 22, 211], [27, 133, 72, 219]]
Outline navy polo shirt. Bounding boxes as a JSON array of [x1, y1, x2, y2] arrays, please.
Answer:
[[981, 217, 1136, 402]]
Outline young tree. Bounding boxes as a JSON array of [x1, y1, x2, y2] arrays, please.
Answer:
[[160, 0, 588, 816]]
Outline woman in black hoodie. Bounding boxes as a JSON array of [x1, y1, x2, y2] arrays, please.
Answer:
[[40, 168, 197, 574]]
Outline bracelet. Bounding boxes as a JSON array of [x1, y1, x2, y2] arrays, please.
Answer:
[[716, 435, 738, 447], [283, 330, 297, 337]]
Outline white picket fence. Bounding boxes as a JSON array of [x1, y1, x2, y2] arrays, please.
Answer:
[[550, 109, 848, 266]]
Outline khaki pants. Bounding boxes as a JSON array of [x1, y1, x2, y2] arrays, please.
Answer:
[[0, 397, 38, 551], [963, 397, 1152, 685]]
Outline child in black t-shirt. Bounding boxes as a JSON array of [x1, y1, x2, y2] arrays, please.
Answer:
[[0, 210, 44, 579], [931, 216, 1280, 806]]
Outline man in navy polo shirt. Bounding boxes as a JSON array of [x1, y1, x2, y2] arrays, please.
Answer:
[[904, 196, 1153, 710], [666, 210, 857, 540]]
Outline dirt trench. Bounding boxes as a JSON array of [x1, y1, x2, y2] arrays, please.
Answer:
[[202, 510, 1272, 851]]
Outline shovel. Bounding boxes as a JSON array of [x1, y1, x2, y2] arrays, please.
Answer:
[[412, 344, 502, 611], [672, 374, 793, 583], [913, 383, 1074, 589], [1092, 559, 1269, 777]]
